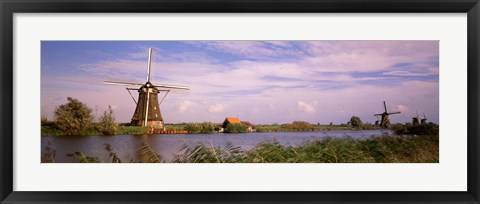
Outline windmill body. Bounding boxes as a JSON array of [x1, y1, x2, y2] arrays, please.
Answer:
[[103, 48, 189, 128], [131, 82, 163, 127], [374, 101, 400, 128], [412, 111, 420, 125], [421, 113, 427, 125]]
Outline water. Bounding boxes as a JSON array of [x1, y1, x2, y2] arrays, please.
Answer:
[[41, 130, 392, 163]]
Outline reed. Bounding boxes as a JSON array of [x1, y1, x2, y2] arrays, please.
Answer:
[[43, 134, 438, 163]]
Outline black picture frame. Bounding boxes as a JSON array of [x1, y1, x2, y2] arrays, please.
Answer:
[[1, 0, 479, 203]]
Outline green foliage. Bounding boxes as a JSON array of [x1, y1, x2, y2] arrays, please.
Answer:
[[41, 115, 55, 126], [349, 116, 363, 127], [184, 122, 215, 134], [97, 106, 118, 135], [41, 125, 150, 136], [137, 142, 162, 163], [173, 142, 244, 163], [41, 126, 64, 136], [41, 142, 56, 163], [225, 123, 248, 133], [52, 133, 438, 163], [104, 144, 122, 163], [54, 97, 94, 136], [391, 123, 439, 135], [117, 126, 150, 135], [66, 152, 100, 163], [280, 121, 315, 131], [172, 134, 439, 163]]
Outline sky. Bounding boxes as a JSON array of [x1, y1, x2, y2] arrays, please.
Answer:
[[41, 41, 439, 125]]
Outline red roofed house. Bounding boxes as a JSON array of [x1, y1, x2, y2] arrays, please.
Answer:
[[222, 117, 241, 129], [222, 117, 254, 132]]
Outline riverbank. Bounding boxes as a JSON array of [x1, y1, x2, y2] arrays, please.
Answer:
[[41, 125, 150, 136], [41, 123, 381, 136]]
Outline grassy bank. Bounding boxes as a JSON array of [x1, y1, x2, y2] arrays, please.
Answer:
[[43, 134, 439, 163], [174, 134, 438, 163], [41, 125, 149, 136]]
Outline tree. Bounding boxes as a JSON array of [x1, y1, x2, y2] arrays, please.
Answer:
[[97, 105, 118, 135], [54, 97, 94, 135], [349, 116, 363, 127]]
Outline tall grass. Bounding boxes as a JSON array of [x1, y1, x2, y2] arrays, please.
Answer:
[[43, 134, 438, 163]]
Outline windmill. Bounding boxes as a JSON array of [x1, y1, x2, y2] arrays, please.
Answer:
[[103, 48, 189, 128], [412, 110, 420, 125], [374, 101, 400, 128], [421, 113, 427, 125]]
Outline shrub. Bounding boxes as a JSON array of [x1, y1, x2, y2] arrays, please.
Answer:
[[97, 105, 118, 135], [184, 122, 215, 134], [54, 97, 94, 135], [349, 116, 363, 127], [225, 123, 248, 133], [391, 123, 439, 135]]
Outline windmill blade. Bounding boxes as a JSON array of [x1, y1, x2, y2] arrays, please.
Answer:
[[146, 48, 152, 82], [154, 84, 190, 90], [388, 112, 401, 115], [423, 113, 427, 119], [103, 81, 143, 86], [374, 113, 383, 116], [383, 101, 387, 112]]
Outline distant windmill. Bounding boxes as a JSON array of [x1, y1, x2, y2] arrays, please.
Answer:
[[103, 48, 189, 128], [421, 113, 427, 125], [412, 110, 420, 125], [374, 101, 401, 128]]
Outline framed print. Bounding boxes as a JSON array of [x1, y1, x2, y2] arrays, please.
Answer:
[[1, 0, 479, 203]]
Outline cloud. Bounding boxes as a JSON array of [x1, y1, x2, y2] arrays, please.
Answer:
[[383, 71, 432, 77], [300, 41, 439, 73], [297, 101, 317, 113], [394, 105, 409, 112], [178, 100, 196, 113], [196, 41, 303, 60], [208, 104, 224, 113]]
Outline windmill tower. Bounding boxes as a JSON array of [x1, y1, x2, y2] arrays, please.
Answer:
[[412, 110, 420, 125], [374, 101, 401, 128], [421, 113, 427, 125], [103, 48, 189, 128]]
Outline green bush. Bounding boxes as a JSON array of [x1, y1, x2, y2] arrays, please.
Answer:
[[184, 122, 215, 134], [391, 123, 439, 135], [225, 123, 248, 133], [349, 116, 363, 127], [97, 105, 118, 135], [54, 97, 94, 136]]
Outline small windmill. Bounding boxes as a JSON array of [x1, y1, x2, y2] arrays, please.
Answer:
[[374, 101, 401, 128], [421, 113, 427, 125], [412, 110, 420, 125], [103, 48, 189, 128]]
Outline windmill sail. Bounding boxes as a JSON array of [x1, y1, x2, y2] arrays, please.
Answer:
[[103, 81, 144, 86]]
